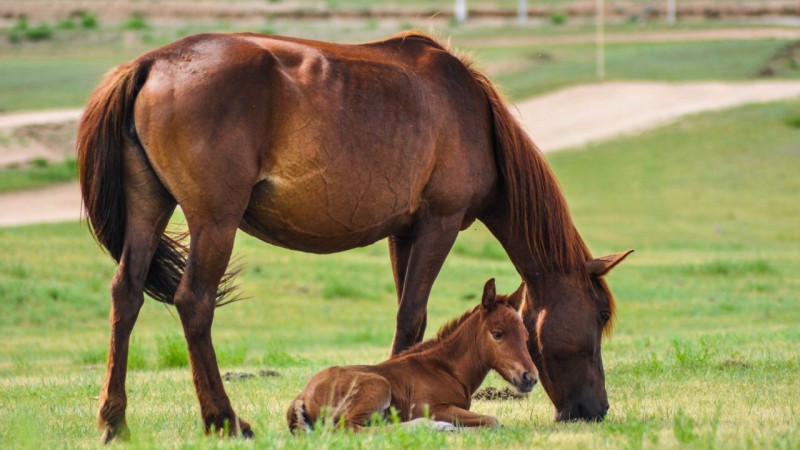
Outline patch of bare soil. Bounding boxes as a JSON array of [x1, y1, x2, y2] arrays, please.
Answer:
[[720, 358, 750, 369], [517, 81, 800, 152], [222, 369, 282, 381], [758, 41, 800, 77], [473, 386, 528, 401], [0, 121, 77, 169], [464, 28, 800, 49]]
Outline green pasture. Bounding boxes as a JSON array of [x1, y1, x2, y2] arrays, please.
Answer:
[[0, 158, 76, 193], [1, 19, 798, 112], [1, 99, 798, 448]]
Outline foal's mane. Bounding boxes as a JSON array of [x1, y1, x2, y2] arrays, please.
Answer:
[[396, 305, 479, 357], [382, 31, 616, 331]]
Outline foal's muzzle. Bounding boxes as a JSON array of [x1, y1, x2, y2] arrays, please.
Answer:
[[515, 371, 537, 393]]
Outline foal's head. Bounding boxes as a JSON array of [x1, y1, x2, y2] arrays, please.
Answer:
[[477, 279, 538, 393]]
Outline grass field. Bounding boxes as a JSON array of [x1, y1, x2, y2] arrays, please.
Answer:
[[1, 99, 798, 448], [1, 20, 798, 112]]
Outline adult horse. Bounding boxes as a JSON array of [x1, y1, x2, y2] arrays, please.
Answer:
[[77, 31, 632, 441]]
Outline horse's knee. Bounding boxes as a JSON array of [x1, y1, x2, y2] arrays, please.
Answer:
[[173, 287, 215, 336], [110, 272, 144, 323]]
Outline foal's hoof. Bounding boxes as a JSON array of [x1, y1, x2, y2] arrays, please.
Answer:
[[430, 421, 457, 432], [403, 418, 456, 432], [100, 422, 130, 444]]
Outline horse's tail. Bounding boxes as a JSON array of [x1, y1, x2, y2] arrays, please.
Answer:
[[77, 60, 189, 305], [466, 65, 590, 273], [286, 396, 311, 434]]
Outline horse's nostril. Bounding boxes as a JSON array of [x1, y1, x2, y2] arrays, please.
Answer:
[[522, 372, 532, 383]]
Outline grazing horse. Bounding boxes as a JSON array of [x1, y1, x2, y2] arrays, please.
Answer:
[[287, 279, 537, 432], [77, 31, 632, 441]]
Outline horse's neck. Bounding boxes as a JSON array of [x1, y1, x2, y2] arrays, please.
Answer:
[[419, 316, 491, 395], [482, 207, 585, 299]]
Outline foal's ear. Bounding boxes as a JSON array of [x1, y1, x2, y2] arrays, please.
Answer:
[[481, 278, 497, 312], [586, 250, 634, 277]]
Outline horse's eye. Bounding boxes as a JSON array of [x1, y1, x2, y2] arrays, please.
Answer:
[[599, 311, 611, 323], [491, 331, 503, 340]]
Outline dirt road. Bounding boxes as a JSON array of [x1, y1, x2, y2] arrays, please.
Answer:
[[1, 80, 800, 227]]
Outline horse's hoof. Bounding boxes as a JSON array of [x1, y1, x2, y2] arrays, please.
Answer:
[[100, 422, 130, 444], [241, 427, 255, 439]]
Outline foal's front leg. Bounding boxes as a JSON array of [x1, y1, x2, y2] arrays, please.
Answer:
[[433, 405, 500, 428]]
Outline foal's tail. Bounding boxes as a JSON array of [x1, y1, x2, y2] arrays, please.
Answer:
[[286, 396, 311, 434], [77, 60, 188, 305]]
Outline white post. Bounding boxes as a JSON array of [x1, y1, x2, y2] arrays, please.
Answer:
[[518, 0, 528, 25], [667, 0, 676, 25], [596, 0, 605, 78], [455, 0, 468, 24]]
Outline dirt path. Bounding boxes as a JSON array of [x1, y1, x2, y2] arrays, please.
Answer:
[[2, 80, 800, 228], [518, 80, 800, 151], [459, 27, 800, 48]]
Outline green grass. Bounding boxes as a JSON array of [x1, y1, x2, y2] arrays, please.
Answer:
[[2, 20, 798, 197], [1, 99, 799, 447], [0, 21, 797, 112], [0, 54, 135, 112], [483, 39, 799, 99], [0, 159, 77, 193]]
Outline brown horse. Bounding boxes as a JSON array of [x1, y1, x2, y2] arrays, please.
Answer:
[[287, 279, 536, 432], [77, 31, 632, 441]]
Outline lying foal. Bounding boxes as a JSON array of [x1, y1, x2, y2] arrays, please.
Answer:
[[287, 279, 537, 432]]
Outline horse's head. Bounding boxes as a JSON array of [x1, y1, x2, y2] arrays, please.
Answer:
[[477, 278, 538, 393], [520, 250, 633, 422]]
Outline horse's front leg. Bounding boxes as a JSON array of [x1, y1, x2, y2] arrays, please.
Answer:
[[173, 217, 252, 437], [390, 214, 462, 355]]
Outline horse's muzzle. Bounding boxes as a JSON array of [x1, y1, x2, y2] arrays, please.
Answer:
[[555, 402, 609, 422]]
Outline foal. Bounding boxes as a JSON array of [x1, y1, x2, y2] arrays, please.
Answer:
[[287, 279, 537, 432]]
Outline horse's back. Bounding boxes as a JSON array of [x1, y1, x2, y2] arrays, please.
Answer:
[[133, 32, 497, 250]]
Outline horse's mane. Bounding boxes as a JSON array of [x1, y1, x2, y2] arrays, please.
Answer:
[[383, 31, 616, 332], [396, 305, 479, 357], [385, 31, 590, 273]]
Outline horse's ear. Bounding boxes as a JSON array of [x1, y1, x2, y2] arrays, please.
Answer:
[[586, 250, 634, 277], [481, 278, 497, 312], [505, 282, 526, 311]]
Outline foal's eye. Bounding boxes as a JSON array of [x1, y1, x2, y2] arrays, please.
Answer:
[[599, 311, 611, 323], [491, 331, 503, 340]]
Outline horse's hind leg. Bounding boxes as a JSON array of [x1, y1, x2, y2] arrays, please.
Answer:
[[98, 144, 176, 443], [172, 208, 252, 436]]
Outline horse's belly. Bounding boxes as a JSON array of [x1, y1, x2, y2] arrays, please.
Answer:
[[240, 177, 414, 253]]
